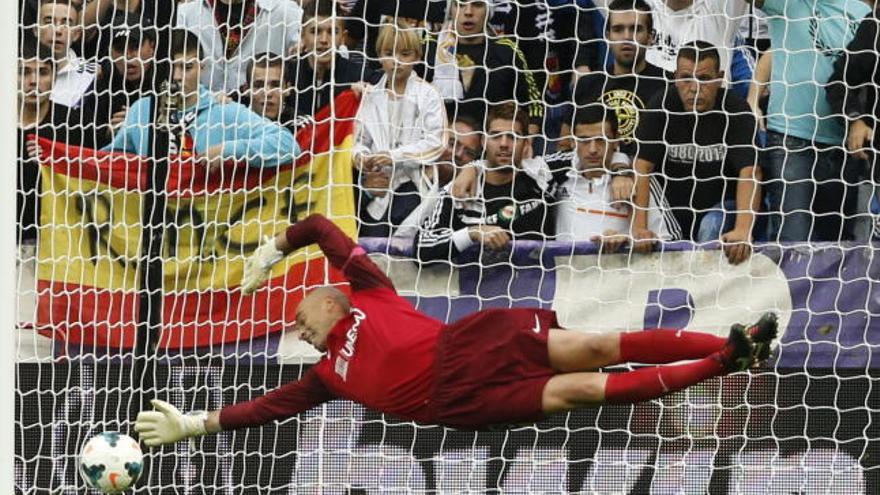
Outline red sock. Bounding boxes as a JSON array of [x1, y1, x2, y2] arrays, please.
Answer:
[[603, 355, 726, 404], [619, 329, 726, 364]]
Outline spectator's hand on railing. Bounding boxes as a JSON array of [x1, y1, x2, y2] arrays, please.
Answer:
[[631, 227, 657, 254], [468, 225, 511, 250], [720, 228, 752, 265], [591, 230, 628, 254], [610, 175, 635, 204], [847, 120, 873, 161], [451, 165, 478, 199]]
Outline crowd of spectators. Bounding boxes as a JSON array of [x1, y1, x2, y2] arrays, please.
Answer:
[[16, 0, 880, 268]]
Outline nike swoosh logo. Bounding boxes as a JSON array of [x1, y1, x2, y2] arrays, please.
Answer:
[[532, 315, 541, 334]]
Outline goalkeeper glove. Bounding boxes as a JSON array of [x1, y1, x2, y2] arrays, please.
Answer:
[[242, 235, 285, 295], [134, 399, 208, 447]]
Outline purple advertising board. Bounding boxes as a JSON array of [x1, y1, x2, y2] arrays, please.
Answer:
[[15, 241, 880, 493], [360, 239, 880, 369]]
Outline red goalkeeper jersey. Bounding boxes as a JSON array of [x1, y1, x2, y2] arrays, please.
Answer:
[[220, 215, 444, 428]]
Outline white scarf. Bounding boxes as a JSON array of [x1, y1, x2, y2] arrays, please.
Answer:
[[432, 27, 463, 100]]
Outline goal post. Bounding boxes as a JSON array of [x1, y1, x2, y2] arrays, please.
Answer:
[[4, 0, 19, 492], [13, 0, 880, 493]]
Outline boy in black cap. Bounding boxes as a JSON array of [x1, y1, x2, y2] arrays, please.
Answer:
[[93, 26, 164, 147]]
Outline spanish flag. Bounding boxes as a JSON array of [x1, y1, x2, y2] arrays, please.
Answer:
[[35, 92, 359, 349]]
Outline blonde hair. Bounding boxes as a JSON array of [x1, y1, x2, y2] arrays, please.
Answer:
[[374, 25, 423, 57]]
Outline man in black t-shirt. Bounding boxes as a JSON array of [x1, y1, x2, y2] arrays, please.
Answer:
[[574, 0, 671, 156], [80, 0, 174, 60], [632, 41, 761, 265], [422, 0, 543, 134], [288, 0, 375, 118], [572, 0, 670, 203], [415, 103, 551, 263], [93, 27, 163, 148]]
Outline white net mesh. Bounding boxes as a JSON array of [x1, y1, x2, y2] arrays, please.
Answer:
[[14, 0, 880, 493]]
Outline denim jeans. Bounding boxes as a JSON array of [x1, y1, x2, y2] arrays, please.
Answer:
[[697, 200, 768, 242], [763, 131, 861, 242]]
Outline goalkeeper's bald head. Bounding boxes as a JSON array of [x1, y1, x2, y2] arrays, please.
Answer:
[[307, 286, 351, 312], [292, 286, 351, 351]]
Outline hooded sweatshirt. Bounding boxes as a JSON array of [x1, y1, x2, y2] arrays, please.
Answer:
[[103, 83, 299, 167]]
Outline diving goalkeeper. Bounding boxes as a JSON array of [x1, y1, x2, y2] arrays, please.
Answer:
[[135, 214, 777, 445]]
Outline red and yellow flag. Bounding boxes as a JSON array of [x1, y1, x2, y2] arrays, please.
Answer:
[[35, 92, 360, 349]]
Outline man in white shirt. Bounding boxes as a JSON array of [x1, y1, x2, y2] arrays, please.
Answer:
[[33, 0, 98, 109], [554, 104, 669, 248], [592, 0, 750, 84], [644, 0, 748, 78], [176, 0, 303, 93]]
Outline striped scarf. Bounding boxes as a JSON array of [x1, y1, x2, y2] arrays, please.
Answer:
[[207, 0, 259, 59]]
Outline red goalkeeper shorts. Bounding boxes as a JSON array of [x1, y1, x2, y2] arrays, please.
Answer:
[[430, 307, 559, 429]]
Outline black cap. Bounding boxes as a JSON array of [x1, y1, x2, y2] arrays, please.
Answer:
[[111, 26, 157, 52]]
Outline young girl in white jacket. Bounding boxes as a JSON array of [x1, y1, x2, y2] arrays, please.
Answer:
[[353, 25, 448, 238]]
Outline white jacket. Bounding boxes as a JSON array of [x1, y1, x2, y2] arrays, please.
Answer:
[[353, 73, 448, 231], [177, 0, 303, 92]]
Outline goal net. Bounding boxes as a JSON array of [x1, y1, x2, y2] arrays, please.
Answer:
[[14, 0, 879, 493]]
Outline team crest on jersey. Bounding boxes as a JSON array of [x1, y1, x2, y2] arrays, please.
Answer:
[[497, 204, 517, 225], [600, 89, 644, 141]]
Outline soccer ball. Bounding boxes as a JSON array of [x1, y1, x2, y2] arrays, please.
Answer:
[[79, 432, 144, 493]]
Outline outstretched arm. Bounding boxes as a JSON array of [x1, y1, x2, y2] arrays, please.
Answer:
[[218, 369, 333, 430], [136, 370, 333, 446], [278, 213, 362, 268], [242, 214, 393, 293]]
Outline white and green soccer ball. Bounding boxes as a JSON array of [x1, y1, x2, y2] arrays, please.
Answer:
[[79, 432, 144, 493]]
